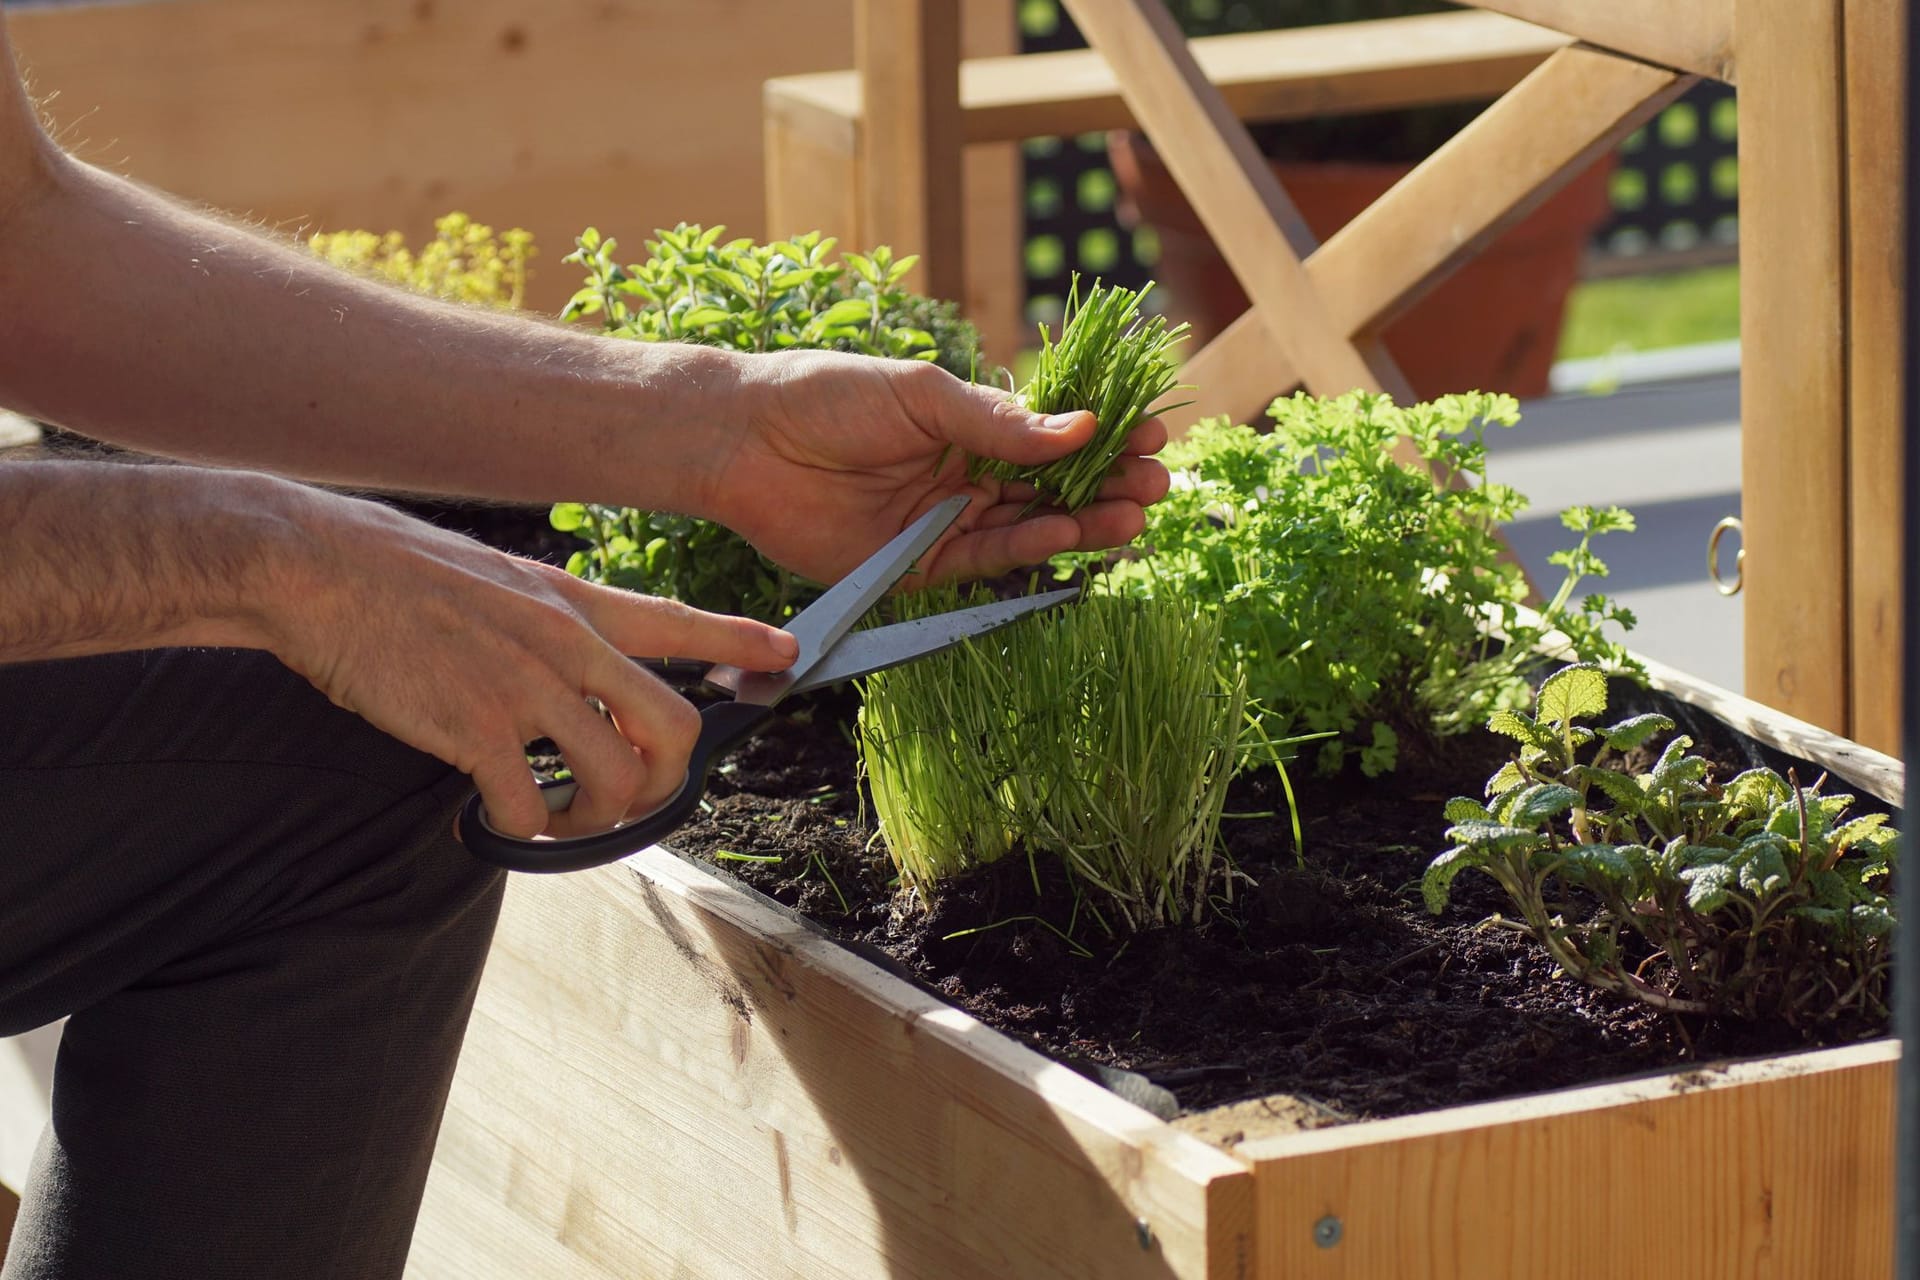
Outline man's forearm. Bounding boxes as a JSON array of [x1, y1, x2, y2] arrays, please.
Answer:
[[0, 460, 294, 662], [0, 152, 751, 516]]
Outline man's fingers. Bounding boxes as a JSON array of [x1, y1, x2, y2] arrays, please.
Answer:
[[915, 513, 1084, 586], [1124, 416, 1169, 457], [1063, 498, 1149, 552], [532, 689, 654, 834], [468, 752, 550, 841], [915, 374, 1098, 466], [569, 577, 798, 667], [1100, 454, 1172, 506]]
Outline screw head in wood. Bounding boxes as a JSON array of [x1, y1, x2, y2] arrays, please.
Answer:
[[1314, 1215, 1344, 1249]]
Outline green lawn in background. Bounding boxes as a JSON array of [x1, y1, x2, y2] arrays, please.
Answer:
[[1555, 264, 1740, 360]]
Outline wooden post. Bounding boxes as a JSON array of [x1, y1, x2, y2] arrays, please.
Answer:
[[1844, 0, 1906, 756], [1737, 0, 1851, 732], [855, 0, 965, 301]]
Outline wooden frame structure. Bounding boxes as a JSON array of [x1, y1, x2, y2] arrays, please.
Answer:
[[410, 658, 1901, 1278], [765, 0, 1908, 754]]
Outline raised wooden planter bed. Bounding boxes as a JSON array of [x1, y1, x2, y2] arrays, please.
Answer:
[[410, 660, 1900, 1279]]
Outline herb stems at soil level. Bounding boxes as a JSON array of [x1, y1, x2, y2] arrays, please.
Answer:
[[857, 591, 1252, 933], [973, 278, 1190, 512]]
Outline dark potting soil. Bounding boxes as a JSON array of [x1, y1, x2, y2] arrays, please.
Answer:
[[663, 682, 1891, 1127]]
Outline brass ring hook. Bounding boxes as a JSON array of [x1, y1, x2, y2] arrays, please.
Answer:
[[1707, 516, 1744, 596]]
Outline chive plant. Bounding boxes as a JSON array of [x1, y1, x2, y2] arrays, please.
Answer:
[[975, 278, 1190, 511], [857, 591, 1250, 933]]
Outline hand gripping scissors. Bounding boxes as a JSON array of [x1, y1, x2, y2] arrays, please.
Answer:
[[458, 495, 1074, 872]]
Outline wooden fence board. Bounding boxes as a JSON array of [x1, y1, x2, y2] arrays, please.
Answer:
[[1843, 0, 1906, 756], [1736, 0, 1851, 733]]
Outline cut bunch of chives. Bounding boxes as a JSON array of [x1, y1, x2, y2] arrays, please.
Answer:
[[856, 590, 1248, 933], [976, 278, 1190, 511]]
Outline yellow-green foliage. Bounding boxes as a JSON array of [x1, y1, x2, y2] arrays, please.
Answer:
[[308, 211, 534, 308]]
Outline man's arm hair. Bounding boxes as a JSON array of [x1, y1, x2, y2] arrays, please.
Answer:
[[0, 460, 290, 662], [0, 15, 58, 231], [0, 9, 747, 520]]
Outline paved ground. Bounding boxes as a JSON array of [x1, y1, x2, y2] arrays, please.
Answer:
[[1490, 371, 1743, 691]]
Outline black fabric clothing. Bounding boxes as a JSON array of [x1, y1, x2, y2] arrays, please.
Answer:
[[0, 647, 504, 1278]]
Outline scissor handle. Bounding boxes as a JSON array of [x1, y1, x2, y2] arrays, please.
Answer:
[[458, 700, 773, 873]]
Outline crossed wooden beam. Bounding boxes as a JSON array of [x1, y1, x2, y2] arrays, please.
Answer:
[[1056, 0, 1698, 436]]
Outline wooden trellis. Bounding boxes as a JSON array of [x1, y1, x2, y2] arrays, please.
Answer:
[[765, 0, 1906, 751]]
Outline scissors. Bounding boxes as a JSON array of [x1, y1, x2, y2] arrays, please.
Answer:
[[458, 495, 1076, 873]]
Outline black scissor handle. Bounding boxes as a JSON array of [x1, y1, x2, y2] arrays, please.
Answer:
[[458, 700, 773, 873]]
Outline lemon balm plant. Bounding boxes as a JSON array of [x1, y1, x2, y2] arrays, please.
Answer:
[[1426, 665, 1898, 1028], [857, 591, 1251, 933]]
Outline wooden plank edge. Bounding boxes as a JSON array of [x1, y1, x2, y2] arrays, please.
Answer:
[[765, 11, 1568, 145], [625, 844, 1258, 1273], [630, 845, 1250, 1187], [1232, 1038, 1894, 1164], [1507, 602, 1903, 805], [1467, 0, 1736, 83]]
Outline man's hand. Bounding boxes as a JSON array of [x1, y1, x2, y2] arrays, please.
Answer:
[[265, 490, 797, 839], [0, 462, 795, 841], [704, 351, 1171, 587]]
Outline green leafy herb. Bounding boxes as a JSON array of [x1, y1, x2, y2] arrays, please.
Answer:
[[1425, 664, 1898, 1028], [974, 278, 1189, 511], [856, 591, 1255, 933], [553, 224, 990, 619], [1058, 391, 1641, 774]]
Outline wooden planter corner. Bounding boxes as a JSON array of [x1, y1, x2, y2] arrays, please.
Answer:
[[411, 665, 1900, 1279]]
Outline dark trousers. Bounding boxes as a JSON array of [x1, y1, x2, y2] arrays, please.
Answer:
[[0, 648, 505, 1278]]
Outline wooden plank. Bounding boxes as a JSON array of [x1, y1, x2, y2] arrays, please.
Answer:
[[1059, 0, 1406, 401], [763, 108, 863, 252], [1169, 47, 1687, 436], [767, 3, 1016, 359], [0, 1183, 16, 1260], [768, 12, 1566, 150], [8, 0, 868, 317], [1843, 0, 1905, 757], [956, 1, 1021, 368], [1736, 0, 1851, 733], [1466, 0, 1735, 82], [412, 849, 1254, 1279], [855, 0, 964, 301], [1239, 1040, 1893, 1279]]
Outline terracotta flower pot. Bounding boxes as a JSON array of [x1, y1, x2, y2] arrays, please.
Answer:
[[1105, 129, 1616, 401]]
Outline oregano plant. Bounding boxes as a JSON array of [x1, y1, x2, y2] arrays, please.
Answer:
[[552, 224, 990, 619], [1425, 664, 1898, 1029]]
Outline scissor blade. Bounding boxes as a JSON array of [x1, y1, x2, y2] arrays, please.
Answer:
[[707, 495, 970, 706], [778, 588, 1078, 695]]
